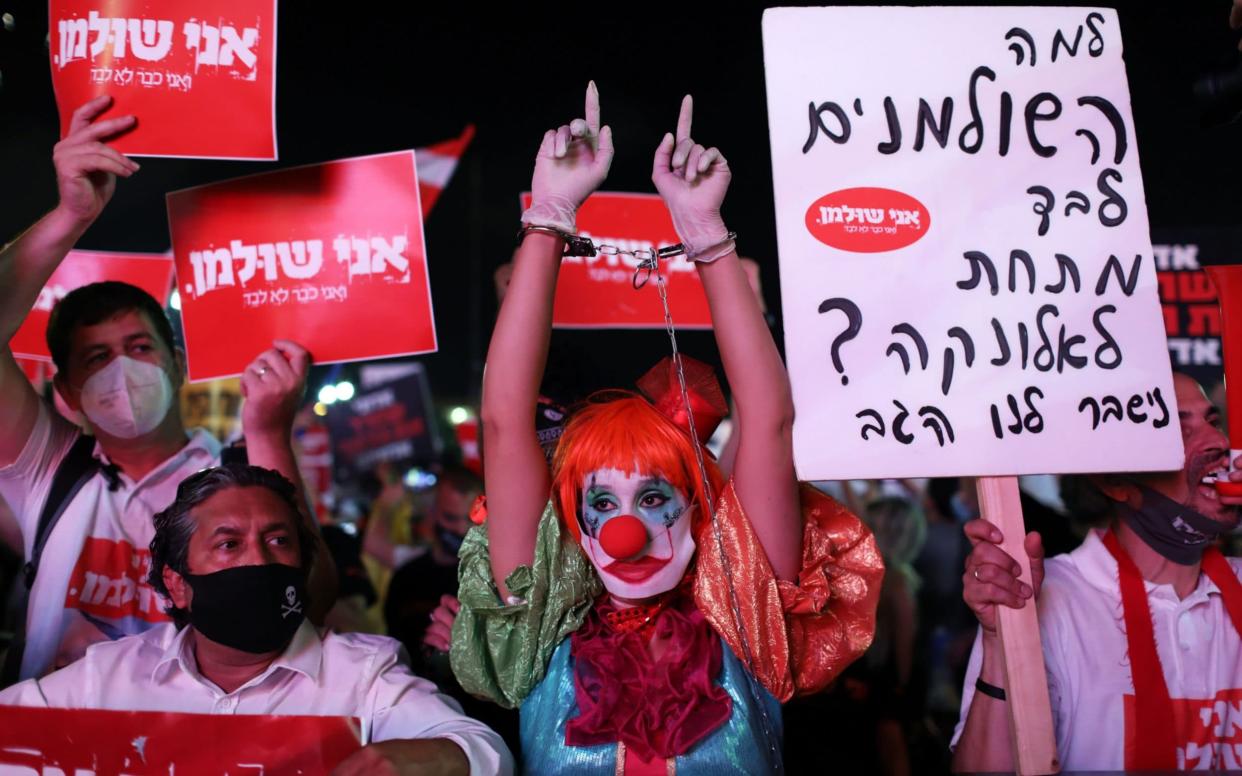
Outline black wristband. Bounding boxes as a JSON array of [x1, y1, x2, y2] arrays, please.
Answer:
[[975, 677, 1007, 701]]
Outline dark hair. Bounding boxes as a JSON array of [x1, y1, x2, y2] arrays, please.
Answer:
[[437, 463, 483, 495], [47, 281, 177, 374], [1059, 474, 1117, 531], [149, 464, 317, 627]]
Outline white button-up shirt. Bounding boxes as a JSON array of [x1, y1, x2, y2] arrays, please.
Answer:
[[0, 621, 513, 774], [954, 529, 1242, 771]]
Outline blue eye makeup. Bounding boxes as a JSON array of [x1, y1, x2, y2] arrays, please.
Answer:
[[579, 473, 690, 538]]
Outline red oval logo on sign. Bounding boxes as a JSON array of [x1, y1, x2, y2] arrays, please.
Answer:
[[804, 187, 930, 253]]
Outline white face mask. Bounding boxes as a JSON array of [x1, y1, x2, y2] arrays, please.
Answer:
[[79, 356, 174, 439], [577, 468, 697, 600]]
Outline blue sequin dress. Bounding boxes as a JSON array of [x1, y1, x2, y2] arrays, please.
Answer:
[[520, 639, 784, 774]]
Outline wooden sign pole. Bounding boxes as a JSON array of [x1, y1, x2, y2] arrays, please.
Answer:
[[975, 476, 1060, 775]]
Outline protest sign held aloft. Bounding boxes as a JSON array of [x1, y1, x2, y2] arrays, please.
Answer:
[[764, 6, 1182, 480], [325, 362, 439, 478], [49, 0, 278, 159], [521, 191, 713, 329], [9, 250, 174, 362], [167, 151, 438, 382]]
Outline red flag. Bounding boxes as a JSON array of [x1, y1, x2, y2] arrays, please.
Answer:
[[416, 125, 475, 217]]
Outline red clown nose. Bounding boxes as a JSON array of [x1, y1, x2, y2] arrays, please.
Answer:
[[598, 515, 649, 560]]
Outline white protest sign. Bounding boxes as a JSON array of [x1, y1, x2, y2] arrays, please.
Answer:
[[763, 6, 1183, 480]]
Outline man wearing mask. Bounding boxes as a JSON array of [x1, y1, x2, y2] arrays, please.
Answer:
[[0, 96, 334, 682], [375, 465, 482, 664], [952, 373, 1242, 771], [0, 465, 513, 774]]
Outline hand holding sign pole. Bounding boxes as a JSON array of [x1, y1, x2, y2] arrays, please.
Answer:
[[974, 476, 1058, 774]]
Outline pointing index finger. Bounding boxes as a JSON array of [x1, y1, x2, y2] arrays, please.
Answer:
[[676, 94, 693, 143], [585, 80, 601, 136]]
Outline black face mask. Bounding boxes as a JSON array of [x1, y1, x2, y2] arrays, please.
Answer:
[[436, 524, 465, 556], [1115, 484, 1230, 566], [184, 563, 307, 654]]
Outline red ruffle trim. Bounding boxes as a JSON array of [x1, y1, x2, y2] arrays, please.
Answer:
[[566, 594, 732, 761]]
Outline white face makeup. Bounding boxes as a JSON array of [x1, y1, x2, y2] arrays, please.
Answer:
[[578, 467, 696, 601]]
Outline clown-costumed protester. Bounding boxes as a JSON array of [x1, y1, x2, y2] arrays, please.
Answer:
[[450, 84, 884, 773]]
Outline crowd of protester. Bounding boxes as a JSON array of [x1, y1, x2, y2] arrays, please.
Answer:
[[1, 4, 1241, 769], [3, 369, 1238, 774]]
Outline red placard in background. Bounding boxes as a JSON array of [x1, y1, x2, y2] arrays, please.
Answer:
[[0, 706, 361, 773], [9, 250, 174, 361], [167, 151, 437, 382], [49, 0, 277, 159], [521, 192, 713, 329]]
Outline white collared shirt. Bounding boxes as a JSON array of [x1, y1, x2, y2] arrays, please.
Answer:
[[0, 621, 514, 774], [0, 401, 222, 678], [954, 529, 1242, 770]]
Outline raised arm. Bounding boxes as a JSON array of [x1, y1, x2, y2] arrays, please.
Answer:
[[0, 97, 138, 466], [239, 338, 340, 623], [952, 520, 1046, 772], [651, 97, 801, 580], [481, 84, 613, 597]]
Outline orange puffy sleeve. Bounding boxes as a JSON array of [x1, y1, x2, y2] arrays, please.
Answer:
[[693, 480, 884, 702]]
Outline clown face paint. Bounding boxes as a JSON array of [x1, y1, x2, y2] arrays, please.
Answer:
[[578, 468, 696, 601]]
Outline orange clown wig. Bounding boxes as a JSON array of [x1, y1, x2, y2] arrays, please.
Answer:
[[551, 392, 726, 542]]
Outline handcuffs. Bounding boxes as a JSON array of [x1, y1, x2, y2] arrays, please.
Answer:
[[516, 224, 738, 288]]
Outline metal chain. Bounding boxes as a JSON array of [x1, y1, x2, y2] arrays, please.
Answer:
[[641, 256, 783, 772]]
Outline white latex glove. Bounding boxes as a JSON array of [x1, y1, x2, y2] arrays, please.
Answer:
[[651, 95, 732, 261], [522, 81, 614, 233]]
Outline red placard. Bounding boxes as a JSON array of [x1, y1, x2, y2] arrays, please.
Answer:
[[49, 0, 277, 160], [0, 706, 361, 772], [521, 192, 713, 329], [167, 151, 437, 382], [9, 250, 174, 361]]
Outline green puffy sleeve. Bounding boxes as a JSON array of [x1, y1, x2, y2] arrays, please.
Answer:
[[449, 501, 603, 708]]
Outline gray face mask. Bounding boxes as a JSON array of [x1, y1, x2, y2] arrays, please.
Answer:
[[1115, 484, 1229, 566]]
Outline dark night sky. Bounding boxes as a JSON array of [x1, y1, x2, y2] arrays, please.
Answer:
[[1, 1, 1238, 404]]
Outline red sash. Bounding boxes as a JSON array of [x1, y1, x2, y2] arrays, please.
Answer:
[[1100, 530, 1242, 770]]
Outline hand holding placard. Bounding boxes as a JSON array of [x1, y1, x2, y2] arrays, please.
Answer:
[[240, 339, 310, 439], [523, 81, 614, 232], [52, 96, 138, 227]]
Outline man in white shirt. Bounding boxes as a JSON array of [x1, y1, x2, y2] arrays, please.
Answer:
[[0, 96, 335, 680], [0, 464, 513, 775], [952, 373, 1242, 772]]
